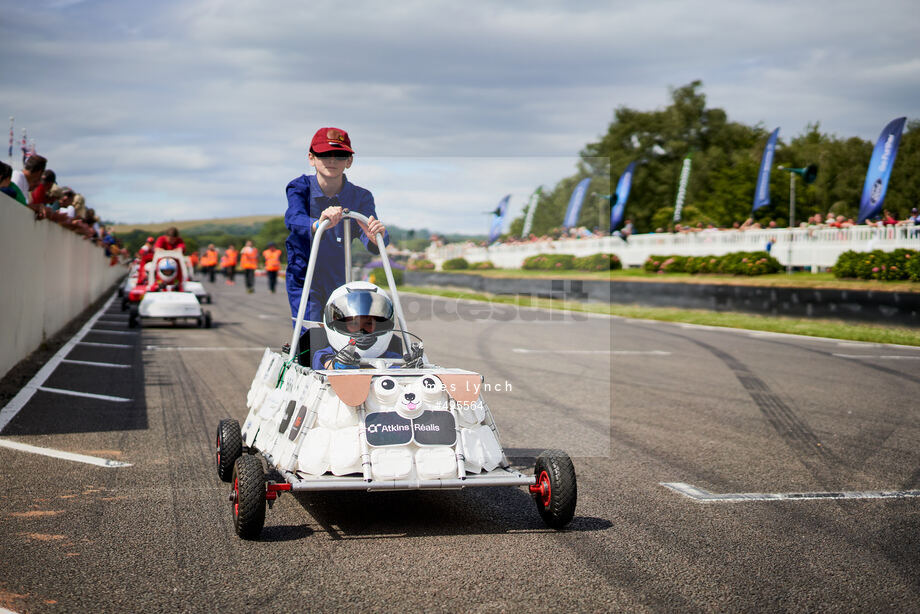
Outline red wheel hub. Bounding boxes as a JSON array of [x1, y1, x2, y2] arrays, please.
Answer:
[[529, 470, 551, 508], [232, 477, 239, 517]]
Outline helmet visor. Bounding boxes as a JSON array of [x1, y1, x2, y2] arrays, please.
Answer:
[[326, 290, 394, 335]]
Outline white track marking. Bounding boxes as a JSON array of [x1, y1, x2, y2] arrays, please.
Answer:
[[661, 482, 920, 502], [512, 348, 669, 355], [86, 329, 138, 335], [61, 359, 131, 369], [37, 387, 132, 403], [0, 295, 116, 433], [78, 341, 133, 348], [143, 346, 265, 351], [832, 354, 920, 360], [0, 438, 132, 468]]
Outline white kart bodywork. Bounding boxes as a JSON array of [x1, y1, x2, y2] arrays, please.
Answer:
[[121, 262, 139, 295], [139, 290, 202, 318], [184, 280, 210, 303], [241, 353, 528, 491]]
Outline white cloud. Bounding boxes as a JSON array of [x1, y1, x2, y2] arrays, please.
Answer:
[[1, 0, 918, 232]]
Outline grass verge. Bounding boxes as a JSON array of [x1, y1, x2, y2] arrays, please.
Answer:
[[400, 285, 920, 347], [415, 268, 920, 292]]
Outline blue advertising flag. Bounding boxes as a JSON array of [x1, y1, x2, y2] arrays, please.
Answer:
[[858, 117, 907, 224], [562, 178, 592, 228], [488, 194, 511, 243], [753, 127, 780, 212], [610, 161, 636, 232]]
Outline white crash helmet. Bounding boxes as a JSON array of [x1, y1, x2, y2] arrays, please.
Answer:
[[323, 281, 395, 359], [157, 257, 179, 283]]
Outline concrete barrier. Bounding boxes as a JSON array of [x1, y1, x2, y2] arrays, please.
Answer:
[[0, 194, 125, 378]]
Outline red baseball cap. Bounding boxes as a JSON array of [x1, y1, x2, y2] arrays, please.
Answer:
[[310, 127, 354, 155]]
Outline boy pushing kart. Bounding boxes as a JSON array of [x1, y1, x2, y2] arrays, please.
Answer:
[[284, 127, 389, 327]]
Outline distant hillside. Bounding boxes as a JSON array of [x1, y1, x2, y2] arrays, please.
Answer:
[[110, 215, 277, 234]]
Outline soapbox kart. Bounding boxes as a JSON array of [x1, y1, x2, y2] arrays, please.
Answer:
[[127, 248, 212, 328], [215, 211, 577, 539], [182, 256, 212, 304], [118, 260, 141, 310]]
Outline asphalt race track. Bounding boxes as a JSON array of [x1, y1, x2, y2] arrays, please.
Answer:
[[2, 279, 920, 612]]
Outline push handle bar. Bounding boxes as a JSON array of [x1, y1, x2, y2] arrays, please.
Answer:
[[287, 210, 411, 363]]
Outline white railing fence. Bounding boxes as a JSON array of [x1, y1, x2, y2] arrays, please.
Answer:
[[425, 225, 920, 271]]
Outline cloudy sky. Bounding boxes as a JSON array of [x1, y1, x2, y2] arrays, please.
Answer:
[[2, 0, 918, 234]]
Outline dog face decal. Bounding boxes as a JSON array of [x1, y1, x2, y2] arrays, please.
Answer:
[[367, 375, 448, 419]]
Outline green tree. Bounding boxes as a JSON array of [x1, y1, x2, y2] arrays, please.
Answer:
[[508, 81, 918, 233]]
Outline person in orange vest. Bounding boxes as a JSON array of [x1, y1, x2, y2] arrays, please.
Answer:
[[188, 250, 200, 273], [221, 244, 238, 285], [200, 243, 219, 282], [262, 242, 283, 294], [239, 240, 259, 294]]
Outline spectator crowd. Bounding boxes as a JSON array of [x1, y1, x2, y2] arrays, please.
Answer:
[[429, 208, 920, 251], [1, 154, 127, 265]]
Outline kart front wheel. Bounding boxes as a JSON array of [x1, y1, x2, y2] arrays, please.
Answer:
[[128, 306, 139, 328], [231, 454, 265, 540], [216, 419, 242, 482], [531, 450, 577, 529]]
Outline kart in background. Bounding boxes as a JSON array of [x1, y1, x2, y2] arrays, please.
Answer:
[[128, 248, 212, 329], [183, 256, 212, 304], [215, 211, 576, 539], [119, 260, 142, 311]]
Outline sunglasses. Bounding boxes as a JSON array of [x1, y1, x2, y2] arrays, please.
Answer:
[[313, 151, 352, 160]]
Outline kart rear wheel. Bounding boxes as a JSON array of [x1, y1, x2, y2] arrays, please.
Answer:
[[203, 311, 212, 328], [120, 297, 129, 311], [216, 419, 243, 482], [531, 450, 577, 529], [128, 306, 139, 328], [231, 454, 265, 539]]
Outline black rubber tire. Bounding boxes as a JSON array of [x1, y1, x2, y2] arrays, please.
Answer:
[[204, 311, 212, 328], [532, 449, 577, 529], [216, 419, 243, 482], [117, 286, 124, 298], [232, 454, 265, 539], [120, 297, 129, 312], [128, 306, 139, 328]]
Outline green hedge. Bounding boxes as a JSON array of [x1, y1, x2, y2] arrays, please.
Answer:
[[470, 261, 496, 270], [645, 251, 782, 276], [408, 258, 435, 271], [522, 252, 624, 271], [367, 267, 404, 286], [572, 253, 622, 271], [833, 249, 919, 281], [442, 257, 470, 271], [522, 254, 575, 270]]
